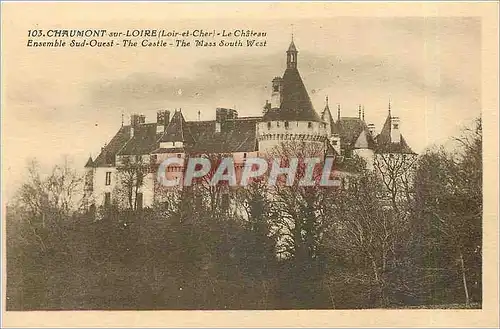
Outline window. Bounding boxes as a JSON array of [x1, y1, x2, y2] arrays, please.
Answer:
[[105, 172, 112, 185], [104, 192, 111, 208], [137, 173, 143, 186], [273, 85, 279, 92], [393, 124, 399, 129], [277, 121, 280, 128], [243, 152, 247, 159], [135, 155, 141, 162], [308, 122, 313, 129], [267, 122, 271, 130], [285, 121, 289, 129], [332, 140, 338, 146], [177, 153, 182, 158]]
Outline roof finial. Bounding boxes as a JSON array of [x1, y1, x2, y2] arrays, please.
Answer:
[[362, 105, 365, 121], [291, 24, 294, 41], [388, 98, 392, 116], [198, 110, 201, 121], [121, 112, 124, 127], [337, 104, 341, 122], [325, 96, 329, 107], [358, 104, 362, 119]]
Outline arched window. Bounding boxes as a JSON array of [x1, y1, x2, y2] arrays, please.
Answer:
[[267, 122, 271, 130], [308, 122, 313, 129], [285, 121, 289, 129]]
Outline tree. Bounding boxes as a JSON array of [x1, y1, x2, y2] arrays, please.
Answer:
[[374, 152, 418, 212], [115, 156, 147, 211], [413, 118, 482, 307], [322, 169, 415, 308]]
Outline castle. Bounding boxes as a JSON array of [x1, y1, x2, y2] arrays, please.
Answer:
[[83, 40, 415, 210]]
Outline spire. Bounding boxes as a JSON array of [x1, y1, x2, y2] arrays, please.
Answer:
[[286, 36, 298, 69]]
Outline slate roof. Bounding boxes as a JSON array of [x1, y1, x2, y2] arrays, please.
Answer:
[[93, 126, 131, 167], [92, 116, 260, 167], [186, 117, 259, 154], [375, 113, 416, 154], [158, 110, 196, 145], [262, 42, 322, 123], [118, 123, 160, 156], [337, 117, 376, 151], [320, 102, 336, 135]]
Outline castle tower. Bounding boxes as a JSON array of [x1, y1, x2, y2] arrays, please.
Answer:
[[257, 40, 327, 153]]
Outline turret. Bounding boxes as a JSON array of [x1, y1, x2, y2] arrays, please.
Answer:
[[286, 40, 298, 69]]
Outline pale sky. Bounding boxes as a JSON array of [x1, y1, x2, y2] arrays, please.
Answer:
[[2, 3, 481, 201]]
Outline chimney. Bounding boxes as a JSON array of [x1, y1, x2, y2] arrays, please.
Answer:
[[156, 110, 171, 134], [390, 117, 401, 144], [130, 114, 145, 138], [263, 100, 271, 114], [271, 77, 283, 109], [367, 123, 376, 135], [215, 107, 238, 132]]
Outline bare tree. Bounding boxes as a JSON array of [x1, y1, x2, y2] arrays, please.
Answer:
[[115, 156, 147, 211], [13, 157, 83, 252], [373, 152, 418, 212], [414, 118, 482, 307]]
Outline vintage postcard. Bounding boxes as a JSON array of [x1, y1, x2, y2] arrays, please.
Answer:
[[1, 1, 499, 328]]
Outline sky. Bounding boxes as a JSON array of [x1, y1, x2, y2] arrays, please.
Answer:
[[2, 3, 482, 201]]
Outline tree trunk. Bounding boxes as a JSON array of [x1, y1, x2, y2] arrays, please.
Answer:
[[459, 251, 470, 307]]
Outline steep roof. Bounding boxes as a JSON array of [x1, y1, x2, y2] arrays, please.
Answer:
[[263, 68, 321, 122], [262, 42, 321, 122], [186, 117, 259, 154], [93, 126, 131, 167], [118, 123, 159, 156], [375, 113, 416, 154], [92, 116, 261, 167], [321, 102, 335, 127], [337, 117, 376, 151], [158, 110, 195, 145]]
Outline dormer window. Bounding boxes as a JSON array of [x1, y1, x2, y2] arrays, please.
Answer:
[[332, 140, 338, 145], [285, 121, 289, 129], [267, 122, 271, 130], [393, 124, 399, 129], [308, 122, 313, 129]]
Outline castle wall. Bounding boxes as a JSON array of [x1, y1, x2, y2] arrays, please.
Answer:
[[257, 120, 328, 153]]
